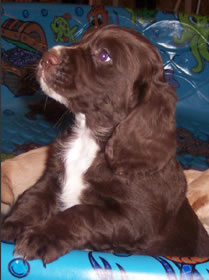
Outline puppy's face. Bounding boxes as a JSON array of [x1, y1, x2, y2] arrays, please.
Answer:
[[37, 25, 161, 126]]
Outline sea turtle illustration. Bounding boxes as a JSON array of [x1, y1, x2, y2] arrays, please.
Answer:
[[174, 13, 209, 73], [51, 13, 78, 43]]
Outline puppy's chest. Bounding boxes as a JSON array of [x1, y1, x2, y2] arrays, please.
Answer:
[[59, 115, 99, 210]]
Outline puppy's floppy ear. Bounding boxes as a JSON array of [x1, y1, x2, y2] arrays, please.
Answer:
[[105, 71, 177, 175]]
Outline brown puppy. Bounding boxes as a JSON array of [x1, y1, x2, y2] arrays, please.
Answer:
[[2, 25, 209, 262]]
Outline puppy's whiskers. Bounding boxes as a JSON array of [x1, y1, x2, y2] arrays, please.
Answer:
[[53, 110, 70, 129], [43, 96, 49, 112]]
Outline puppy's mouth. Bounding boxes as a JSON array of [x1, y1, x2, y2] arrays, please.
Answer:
[[37, 48, 69, 106]]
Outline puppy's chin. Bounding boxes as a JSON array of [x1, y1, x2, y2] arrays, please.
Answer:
[[39, 75, 68, 107], [36, 50, 69, 107]]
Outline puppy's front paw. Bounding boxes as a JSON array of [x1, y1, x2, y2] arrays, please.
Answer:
[[14, 227, 70, 264], [2, 220, 25, 242]]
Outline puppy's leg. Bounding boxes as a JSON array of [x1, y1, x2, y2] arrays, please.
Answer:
[[12, 204, 129, 263], [1, 171, 59, 242]]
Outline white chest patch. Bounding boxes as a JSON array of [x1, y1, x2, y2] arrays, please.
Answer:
[[59, 114, 99, 211]]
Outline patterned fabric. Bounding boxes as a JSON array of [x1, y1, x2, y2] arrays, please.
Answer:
[[1, 3, 209, 279]]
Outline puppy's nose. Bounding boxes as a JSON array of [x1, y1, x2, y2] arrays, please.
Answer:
[[41, 51, 60, 70]]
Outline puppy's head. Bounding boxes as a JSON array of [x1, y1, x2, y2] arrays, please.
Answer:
[[37, 25, 177, 173], [37, 25, 171, 124]]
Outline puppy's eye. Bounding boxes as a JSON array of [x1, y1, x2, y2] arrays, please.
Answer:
[[98, 49, 111, 62]]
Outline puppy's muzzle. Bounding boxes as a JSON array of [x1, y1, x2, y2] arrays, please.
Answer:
[[41, 50, 61, 72]]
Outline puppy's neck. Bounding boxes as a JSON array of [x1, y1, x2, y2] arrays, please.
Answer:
[[78, 113, 113, 144]]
